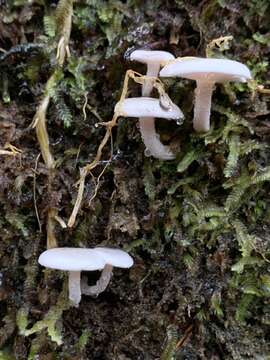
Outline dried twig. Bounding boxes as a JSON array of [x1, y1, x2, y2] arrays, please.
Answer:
[[32, 0, 74, 248], [33, 153, 42, 233]]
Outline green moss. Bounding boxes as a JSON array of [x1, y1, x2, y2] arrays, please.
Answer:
[[160, 325, 178, 360], [143, 160, 156, 201], [210, 291, 224, 318], [76, 329, 91, 352], [18, 283, 70, 346], [0, 350, 15, 360], [224, 135, 240, 178]]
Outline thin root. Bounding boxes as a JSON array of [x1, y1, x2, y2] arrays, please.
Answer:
[[68, 70, 171, 227], [83, 92, 88, 121], [67, 117, 116, 227], [54, 215, 67, 229], [206, 35, 233, 57], [256, 85, 270, 94], [0, 143, 23, 156]]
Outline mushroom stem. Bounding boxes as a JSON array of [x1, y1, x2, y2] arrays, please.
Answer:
[[139, 117, 175, 160], [68, 271, 81, 307], [139, 63, 175, 160], [142, 63, 160, 96], [193, 80, 214, 133], [81, 264, 113, 297]]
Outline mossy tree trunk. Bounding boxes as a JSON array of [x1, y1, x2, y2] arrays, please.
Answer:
[[0, 1, 270, 359]]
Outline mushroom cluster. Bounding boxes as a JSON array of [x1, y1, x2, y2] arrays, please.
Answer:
[[38, 49, 251, 308], [124, 51, 251, 159]]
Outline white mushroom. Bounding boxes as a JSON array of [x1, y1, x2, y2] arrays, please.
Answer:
[[115, 97, 183, 157], [130, 50, 175, 96], [160, 57, 252, 133], [130, 49, 177, 160], [38, 247, 134, 306], [81, 247, 133, 297], [38, 248, 106, 307]]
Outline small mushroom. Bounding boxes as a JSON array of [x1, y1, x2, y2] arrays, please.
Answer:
[[130, 50, 175, 96], [115, 97, 183, 157], [81, 247, 133, 297], [130, 50, 177, 159], [38, 248, 106, 306], [160, 57, 252, 132], [38, 247, 134, 306]]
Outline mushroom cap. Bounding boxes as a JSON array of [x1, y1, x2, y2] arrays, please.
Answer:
[[130, 50, 175, 65], [94, 247, 134, 268], [38, 248, 106, 271], [160, 57, 252, 83], [115, 97, 183, 120]]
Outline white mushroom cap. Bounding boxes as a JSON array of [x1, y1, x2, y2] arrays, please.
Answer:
[[38, 248, 106, 271], [94, 247, 134, 268], [115, 97, 183, 120], [160, 57, 252, 83], [130, 50, 175, 66]]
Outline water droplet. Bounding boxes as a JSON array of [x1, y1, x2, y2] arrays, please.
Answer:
[[176, 118, 183, 126], [95, 123, 99, 128], [159, 94, 172, 110], [144, 148, 152, 157], [97, 64, 105, 71]]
